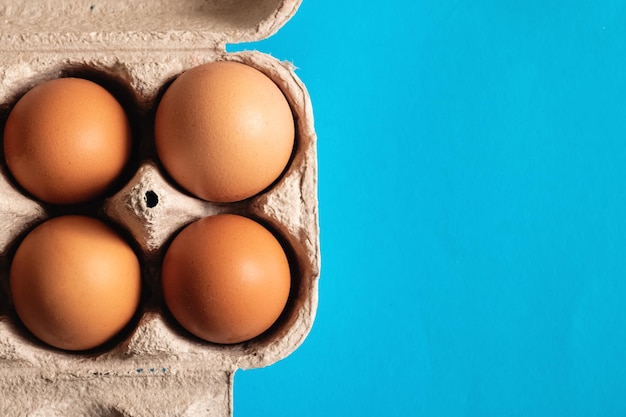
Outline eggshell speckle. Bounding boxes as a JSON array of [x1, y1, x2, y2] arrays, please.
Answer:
[[154, 61, 295, 203], [162, 214, 291, 344]]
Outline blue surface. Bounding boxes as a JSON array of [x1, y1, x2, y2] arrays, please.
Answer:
[[229, 1, 626, 416]]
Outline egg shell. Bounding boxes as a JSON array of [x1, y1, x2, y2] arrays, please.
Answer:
[[10, 215, 142, 351], [3, 77, 133, 205], [0, 0, 318, 416], [162, 214, 292, 345], [154, 61, 295, 203]]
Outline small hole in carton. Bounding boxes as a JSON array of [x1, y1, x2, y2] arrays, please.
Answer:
[[144, 190, 158, 208]]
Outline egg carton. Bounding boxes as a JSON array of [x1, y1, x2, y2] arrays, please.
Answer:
[[0, 1, 319, 416]]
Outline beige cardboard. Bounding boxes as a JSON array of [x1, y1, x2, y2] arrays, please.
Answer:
[[0, 1, 318, 415]]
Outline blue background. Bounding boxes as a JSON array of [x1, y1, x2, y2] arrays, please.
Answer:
[[230, 1, 626, 416]]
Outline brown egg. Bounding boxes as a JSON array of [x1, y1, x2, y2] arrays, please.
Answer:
[[10, 215, 142, 351], [162, 214, 291, 344], [154, 61, 295, 203], [3, 77, 132, 205]]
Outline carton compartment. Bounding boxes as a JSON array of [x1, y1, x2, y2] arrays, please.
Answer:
[[0, 64, 145, 209]]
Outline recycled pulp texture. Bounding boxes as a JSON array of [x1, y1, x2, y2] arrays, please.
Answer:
[[0, 1, 319, 415]]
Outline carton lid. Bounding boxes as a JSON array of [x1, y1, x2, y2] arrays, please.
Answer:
[[0, 0, 301, 51]]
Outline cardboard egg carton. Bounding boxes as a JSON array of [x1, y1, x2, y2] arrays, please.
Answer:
[[0, 1, 319, 415]]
